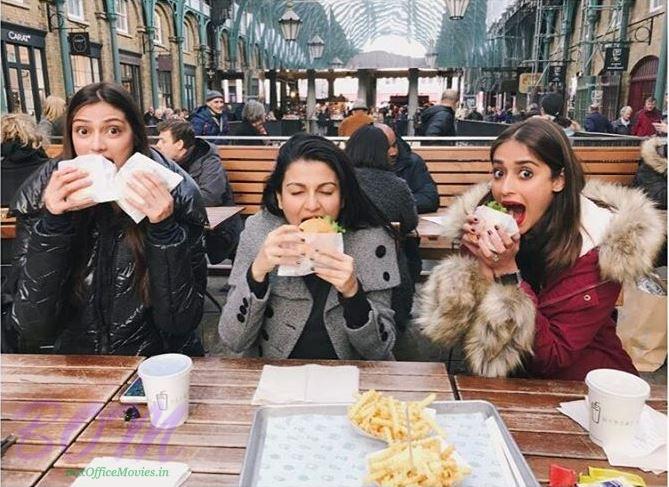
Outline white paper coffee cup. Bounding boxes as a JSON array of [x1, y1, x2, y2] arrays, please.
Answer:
[[138, 353, 193, 429], [585, 368, 650, 449]]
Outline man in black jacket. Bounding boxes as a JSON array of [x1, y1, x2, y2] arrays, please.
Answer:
[[156, 119, 241, 263], [420, 89, 457, 145]]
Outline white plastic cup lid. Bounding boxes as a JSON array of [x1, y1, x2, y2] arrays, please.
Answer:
[[138, 353, 193, 380], [585, 368, 650, 399]]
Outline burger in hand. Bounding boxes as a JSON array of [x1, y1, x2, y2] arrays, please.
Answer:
[[473, 201, 520, 242], [298, 215, 346, 234]]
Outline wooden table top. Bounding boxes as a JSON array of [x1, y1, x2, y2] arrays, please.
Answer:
[[2, 356, 449, 486], [2, 355, 666, 487], [455, 375, 667, 486], [1, 354, 143, 487], [205, 206, 244, 230]]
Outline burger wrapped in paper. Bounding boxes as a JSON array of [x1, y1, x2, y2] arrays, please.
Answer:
[[473, 201, 520, 246], [278, 216, 345, 277]]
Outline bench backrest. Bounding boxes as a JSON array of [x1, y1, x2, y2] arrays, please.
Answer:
[[45, 144, 641, 215]]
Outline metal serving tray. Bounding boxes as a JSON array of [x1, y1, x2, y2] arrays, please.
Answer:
[[239, 400, 540, 487]]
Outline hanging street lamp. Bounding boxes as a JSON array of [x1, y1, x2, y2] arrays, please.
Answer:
[[445, 0, 470, 20], [330, 56, 343, 69], [308, 35, 325, 60], [279, 1, 302, 42]]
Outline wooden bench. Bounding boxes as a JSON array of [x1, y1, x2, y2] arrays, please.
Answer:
[[218, 145, 641, 215], [44, 144, 641, 216]]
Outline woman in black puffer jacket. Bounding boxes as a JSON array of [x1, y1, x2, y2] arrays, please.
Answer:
[[8, 82, 207, 356]]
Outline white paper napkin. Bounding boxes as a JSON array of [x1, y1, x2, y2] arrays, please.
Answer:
[[59, 155, 119, 203], [252, 364, 359, 405], [278, 233, 344, 277], [115, 153, 184, 223], [58, 152, 184, 223], [557, 399, 667, 473], [70, 457, 190, 487]]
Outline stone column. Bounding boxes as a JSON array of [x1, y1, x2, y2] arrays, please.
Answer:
[[407, 68, 419, 136], [306, 69, 316, 133]]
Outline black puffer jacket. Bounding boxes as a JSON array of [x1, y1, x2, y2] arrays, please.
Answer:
[[8, 149, 207, 356], [393, 137, 439, 214], [1, 140, 50, 206], [420, 105, 455, 137]]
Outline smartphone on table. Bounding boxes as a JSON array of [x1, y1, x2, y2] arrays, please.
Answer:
[[119, 377, 146, 404]]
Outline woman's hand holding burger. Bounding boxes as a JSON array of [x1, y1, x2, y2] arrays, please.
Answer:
[[462, 214, 521, 282], [252, 225, 307, 281], [309, 248, 359, 298]]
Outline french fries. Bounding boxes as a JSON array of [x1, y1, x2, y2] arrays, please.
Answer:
[[366, 437, 470, 487], [348, 390, 445, 443]]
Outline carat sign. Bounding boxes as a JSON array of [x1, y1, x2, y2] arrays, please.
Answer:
[[518, 73, 542, 94]]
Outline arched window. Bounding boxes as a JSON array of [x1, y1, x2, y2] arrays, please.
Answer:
[[154, 8, 163, 45], [115, 0, 129, 33], [628, 56, 659, 113], [184, 22, 193, 52]]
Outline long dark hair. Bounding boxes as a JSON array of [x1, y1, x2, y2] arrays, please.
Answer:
[[262, 134, 396, 235], [62, 82, 151, 304], [345, 124, 391, 170], [488, 117, 585, 290]]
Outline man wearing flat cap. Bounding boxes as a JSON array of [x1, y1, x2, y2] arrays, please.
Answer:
[[190, 90, 231, 145], [338, 99, 374, 136]]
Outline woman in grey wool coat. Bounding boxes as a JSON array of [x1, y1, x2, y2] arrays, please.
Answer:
[[219, 134, 401, 360]]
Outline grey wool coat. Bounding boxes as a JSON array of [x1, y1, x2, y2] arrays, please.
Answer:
[[218, 211, 401, 360]]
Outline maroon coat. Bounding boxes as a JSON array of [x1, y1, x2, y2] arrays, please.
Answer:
[[631, 108, 662, 137], [522, 249, 636, 380], [418, 180, 666, 379]]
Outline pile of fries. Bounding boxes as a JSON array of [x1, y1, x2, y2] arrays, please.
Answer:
[[366, 437, 469, 487], [348, 390, 470, 487], [348, 390, 444, 443]]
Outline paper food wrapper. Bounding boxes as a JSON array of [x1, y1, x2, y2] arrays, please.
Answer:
[[278, 232, 344, 277], [473, 205, 519, 237], [115, 152, 184, 223], [59, 154, 119, 203], [58, 152, 184, 224]]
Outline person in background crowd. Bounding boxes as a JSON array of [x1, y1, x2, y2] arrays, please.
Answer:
[[539, 92, 581, 135], [524, 103, 541, 119], [37, 96, 67, 145], [191, 90, 230, 145], [8, 82, 207, 355], [346, 125, 418, 332], [455, 103, 468, 120], [377, 123, 438, 282], [219, 134, 400, 360], [233, 100, 269, 146], [584, 104, 613, 133], [420, 89, 457, 143], [143, 106, 160, 126], [495, 102, 514, 124], [316, 105, 329, 137], [156, 119, 242, 263], [338, 100, 374, 136], [1, 114, 50, 206], [632, 96, 663, 137], [633, 136, 667, 267], [418, 118, 664, 380], [611, 106, 633, 135], [465, 109, 483, 121]]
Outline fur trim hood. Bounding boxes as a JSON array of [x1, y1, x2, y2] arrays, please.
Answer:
[[437, 180, 665, 284], [640, 137, 667, 175], [418, 180, 665, 377]]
